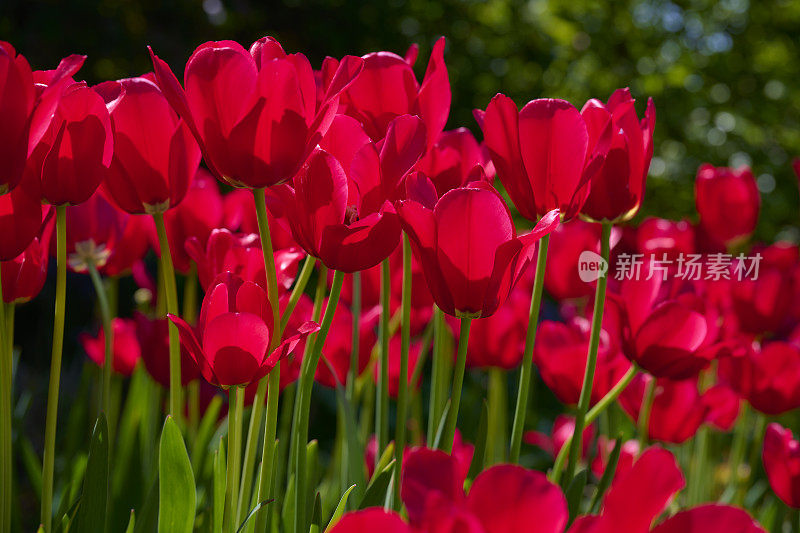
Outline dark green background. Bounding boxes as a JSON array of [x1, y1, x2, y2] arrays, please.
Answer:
[[3, 0, 799, 239]]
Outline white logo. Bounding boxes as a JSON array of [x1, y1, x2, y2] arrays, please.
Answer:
[[578, 250, 608, 283]]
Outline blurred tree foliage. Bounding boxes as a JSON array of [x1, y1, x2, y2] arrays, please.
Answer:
[[2, 0, 799, 240]]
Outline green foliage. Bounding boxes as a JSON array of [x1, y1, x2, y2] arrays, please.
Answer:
[[158, 416, 196, 533]]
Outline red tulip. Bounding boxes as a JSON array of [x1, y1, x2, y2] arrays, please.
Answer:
[[186, 228, 303, 292], [275, 113, 426, 271], [475, 96, 611, 220], [0, 172, 47, 261], [569, 447, 684, 533], [102, 210, 153, 277], [81, 318, 141, 376], [763, 423, 800, 508], [397, 184, 559, 318], [620, 375, 739, 444], [615, 273, 711, 379], [650, 505, 764, 533], [150, 38, 363, 188], [545, 219, 612, 300], [160, 169, 223, 273], [96, 76, 200, 214], [579, 88, 655, 222], [62, 190, 119, 272], [28, 78, 113, 206], [730, 242, 798, 335], [719, 340, 800, 415], [134, 312, 200, 387], [635, 218, 695, 263], [415, 127, 495, 197], [343, 37, 449, 144], [401, 447, 568, 533], [534, 313, 631, 406], [695, 164, 759, 246], [168, 272, 318, 387], [222, 188, 296, 250], [2, 212, 53, 303], [328, 509, 412, 533], [0, 42, 35, 194], [60, 190, 152, 276], [524, 415, 596, 461]]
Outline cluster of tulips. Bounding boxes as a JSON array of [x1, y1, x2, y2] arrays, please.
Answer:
[[2, 34, 800, 533]]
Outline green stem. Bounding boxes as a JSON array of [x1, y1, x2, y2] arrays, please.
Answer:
[[41, 205, 67, 533], [565, 222, 611, 482], [551, 365, 637, 484], [238, 190, 283, 520], [688, 427, 709, 505], [183, 264, 198, 325], [252, 363, 281, 533], [427, 307, 447, 447], [226, 386, 244, 533], [393, 236, 412, 509], [509, 233, 549, 463], [375, 258, 391, 458], [486, 368, 507, 465], [441, 317, 472, 453], [279, 255, 317, 335], [637, 377, 656, 451], [293, 270, 344, 533], [87, 262, 113, 418], [152, 211, 182, 420]]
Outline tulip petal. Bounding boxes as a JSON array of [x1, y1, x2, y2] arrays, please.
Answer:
[[467, 465, 568, 533], [651, 505, 765, 533]]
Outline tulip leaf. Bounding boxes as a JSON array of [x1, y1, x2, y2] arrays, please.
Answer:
[[282, 474, 296, 533], [370, 442, 395, 484], [432, 401, 451, 450], [213, 436, 226, 533], [235, 500, 273, 533], [132, 478, 158, 533], [565, 469, 588, 522], [468, 401, 489, 478], [590, 437, 622, 513], [325, 484, 356, 532], [311, 492, 322, 528], [72, 414, 109, 533], [306, 440, 320, 513], [358, 459, 396, 509], [158, 416, 196, 533], [124, 510, 135, 533]]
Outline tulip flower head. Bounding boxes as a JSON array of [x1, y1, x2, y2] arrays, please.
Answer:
[[149, 37, 364, 189], [475, 95, 611, 221], [342, 37, 449, 144], [695, 164, 759, 247], [397, 182, 560, 318], [81, 318, 142, 376], [28, 70, 113, 206], [97, 76, 201, 214], [0, 41, 35, 195], [580, 88, 656, 223], [168, 272, 318, 388], [763, 423, 800, 509], [276, 113, 427, 272]]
